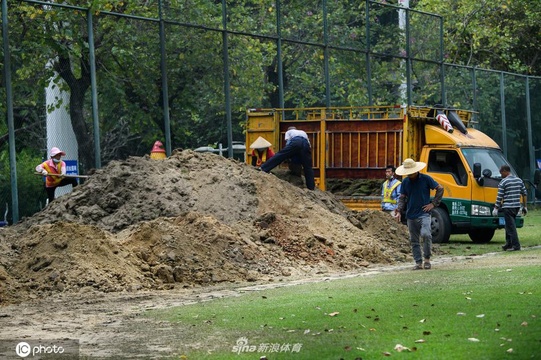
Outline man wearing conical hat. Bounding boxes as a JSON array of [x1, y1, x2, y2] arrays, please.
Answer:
[[394, 158, 444, 270], [35, 147, 79, 204], [249, 136, 275, 167]]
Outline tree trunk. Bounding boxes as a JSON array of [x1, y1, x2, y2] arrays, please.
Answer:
[[54, 56, 94, 172]]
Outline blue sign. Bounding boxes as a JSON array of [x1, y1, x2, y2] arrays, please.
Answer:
[[537, 159, 541, 169], [64, 160, 79, 184], [64, 160, 78, 176]]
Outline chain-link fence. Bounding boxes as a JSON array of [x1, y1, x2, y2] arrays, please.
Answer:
[[1, 0, 541, 223]]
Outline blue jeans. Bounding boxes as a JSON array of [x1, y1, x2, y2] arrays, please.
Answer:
[[260, 137, 315, 190], [407, 215, 432, 264]]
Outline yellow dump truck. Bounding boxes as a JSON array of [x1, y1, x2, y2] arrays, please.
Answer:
[[246, 105, 524, 243]]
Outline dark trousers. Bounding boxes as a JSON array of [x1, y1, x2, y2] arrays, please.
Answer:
[[503, 207, 520, 249], [45, 177, 78, 203], [260, 137, 315, 190]]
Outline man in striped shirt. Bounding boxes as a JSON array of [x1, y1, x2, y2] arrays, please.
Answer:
[[493, 165, 528, 251]]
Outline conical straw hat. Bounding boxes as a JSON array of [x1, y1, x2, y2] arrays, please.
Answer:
[[249, 136, 272, 149]]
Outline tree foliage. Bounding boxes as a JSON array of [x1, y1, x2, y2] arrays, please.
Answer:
[[2, 0, 540, 167], [414, 0, 541, 75]]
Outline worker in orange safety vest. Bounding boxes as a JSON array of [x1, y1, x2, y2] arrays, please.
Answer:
[[35, 147, 78, 204]]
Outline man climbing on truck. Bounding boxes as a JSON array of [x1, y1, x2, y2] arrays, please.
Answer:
[[394, 158, 444, 270], [259, 126, 315, 190]]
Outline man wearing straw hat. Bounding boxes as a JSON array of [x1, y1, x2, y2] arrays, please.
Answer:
[[249, 136, 275, 167], [394, 158, 444, 270], [35, 147, 79, 204]]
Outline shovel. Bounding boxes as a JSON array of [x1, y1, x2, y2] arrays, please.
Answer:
[[34, 172, 90, 179]]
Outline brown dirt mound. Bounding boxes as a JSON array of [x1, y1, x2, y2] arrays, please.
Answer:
[[0, 150, 411, 304]]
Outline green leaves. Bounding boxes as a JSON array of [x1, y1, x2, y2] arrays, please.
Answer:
[[417, 0, 541, 74]]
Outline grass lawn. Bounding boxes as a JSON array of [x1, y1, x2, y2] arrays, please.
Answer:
[[149, 248, 541, 360]]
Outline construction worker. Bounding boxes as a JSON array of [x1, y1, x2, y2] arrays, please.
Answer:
[[250, 136, 275, 167], [493, 164, 528, 251], [260, 127, 315, 190], [35, 147, 78, 204], [381, 165, 401, 213], [394, 158, 444, 270]]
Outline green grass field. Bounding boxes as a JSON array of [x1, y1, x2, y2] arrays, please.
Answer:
[[147, 210, 541, 359]]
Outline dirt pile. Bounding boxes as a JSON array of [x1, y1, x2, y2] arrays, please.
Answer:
[[0, 150, 410, 304]]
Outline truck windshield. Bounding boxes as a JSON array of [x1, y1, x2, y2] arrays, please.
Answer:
[[461, 148, 515, 179]]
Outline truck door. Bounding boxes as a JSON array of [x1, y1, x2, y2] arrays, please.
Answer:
[[425, 149, 471, 243]]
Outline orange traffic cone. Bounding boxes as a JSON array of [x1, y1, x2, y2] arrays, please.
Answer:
[[150, 140, 166, 160]]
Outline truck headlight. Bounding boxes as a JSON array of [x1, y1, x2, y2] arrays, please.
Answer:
[[472, 205, 491, 216]]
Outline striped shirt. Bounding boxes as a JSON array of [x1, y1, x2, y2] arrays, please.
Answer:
[[495, 175, 527, 209]]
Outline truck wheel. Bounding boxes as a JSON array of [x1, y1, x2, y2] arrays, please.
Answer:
[[468, 229, 495, 243], [431, 207, 451, 243]]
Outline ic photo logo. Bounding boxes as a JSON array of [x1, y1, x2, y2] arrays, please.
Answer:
[[14, 341, 66, 358], [15, 342, 31, 358]]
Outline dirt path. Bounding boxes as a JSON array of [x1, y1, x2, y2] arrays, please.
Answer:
[[1, 248, 539, 359]]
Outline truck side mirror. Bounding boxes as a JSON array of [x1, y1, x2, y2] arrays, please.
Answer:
[[473, 163, 482, 178], [473, 163, 483, 185]]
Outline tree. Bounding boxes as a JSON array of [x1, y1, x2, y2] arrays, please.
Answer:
[[414, 0, 541, 75]]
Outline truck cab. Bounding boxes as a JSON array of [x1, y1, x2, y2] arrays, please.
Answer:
[[418, 125, 524, 243], [246, 105, 524, 243]]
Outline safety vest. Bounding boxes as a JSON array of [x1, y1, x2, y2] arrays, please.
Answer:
[[42, 160, 63, 187], [382, 179, 401, 204], [253, 149, 271, 166]]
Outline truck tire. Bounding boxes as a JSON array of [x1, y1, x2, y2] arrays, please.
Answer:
[[431, 207, 451, 243], [468, 229, 495, 243]]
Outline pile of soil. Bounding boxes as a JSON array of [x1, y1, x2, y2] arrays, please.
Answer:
[[0, 150, 411, 304]]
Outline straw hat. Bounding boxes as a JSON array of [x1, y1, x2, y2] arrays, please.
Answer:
[[50, 147, 66, 157], [249, 136, 272, 149], [395, 158, 426, 176]]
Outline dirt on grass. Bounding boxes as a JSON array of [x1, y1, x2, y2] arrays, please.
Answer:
[[0, 149, 417, 358], [0, 150, 412, 306]]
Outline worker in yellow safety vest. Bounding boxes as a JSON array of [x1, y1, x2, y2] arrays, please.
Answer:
[[35, 147, 78, 204], [382, 164, 401, 212], [250, 136, 275, 167]]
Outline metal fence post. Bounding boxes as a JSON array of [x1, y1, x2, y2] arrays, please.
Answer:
[[526, 77, 534, 179], [276, 0, 284, 108], [2, 0, 19, 223], [87, 10, 101, 169], [221, 0, 233, 158], [500, 72, 507, 157], [159, 0, 172, 157]]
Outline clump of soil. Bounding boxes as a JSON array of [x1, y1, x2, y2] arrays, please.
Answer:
[[0, 150, 410, 304]]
